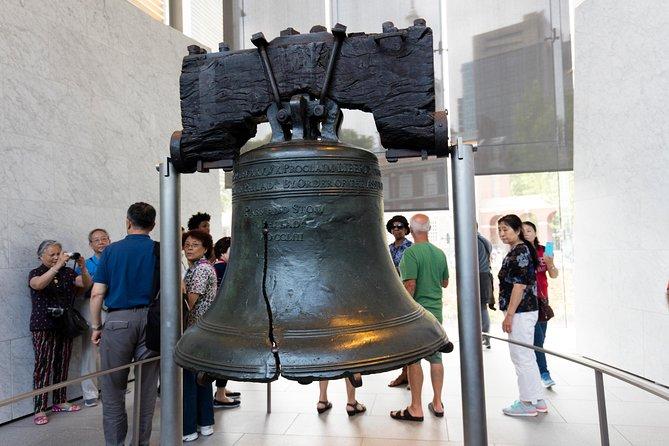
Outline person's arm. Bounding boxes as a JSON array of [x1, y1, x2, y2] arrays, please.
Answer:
[[403, 279, 417, 297], [74, 257, 92, 290], [544, 256, 559, 279], [90, 283, 107, 345], [502, 283, 526, 333], [187, 292, 200, 309], [442, 278, 449, 288], [29, 253, 69, 290]]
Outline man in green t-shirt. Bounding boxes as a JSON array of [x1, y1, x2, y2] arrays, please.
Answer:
[[391, 214, 449, 422]]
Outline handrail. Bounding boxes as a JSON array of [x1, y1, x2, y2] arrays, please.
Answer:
[[485, 332, 669, 446], [0, 355, 160, 408], [484, 333, 669, 401]]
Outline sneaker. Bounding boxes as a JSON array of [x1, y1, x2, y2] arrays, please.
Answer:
[[541, 373, 556, 388], [198, 425, 214, 436], [182, 432, 198, 442], [84, 399, 98, 407], [502, 400, 538, 417], [482, 338, 491, 349], [534, 399, 548, 413]]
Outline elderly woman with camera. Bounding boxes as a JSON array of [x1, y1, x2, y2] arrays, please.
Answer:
[[28, 240, 92, 426]]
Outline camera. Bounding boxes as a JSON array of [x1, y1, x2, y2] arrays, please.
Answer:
[[47, 307, 64, 317], [64, 252, 81, 260]]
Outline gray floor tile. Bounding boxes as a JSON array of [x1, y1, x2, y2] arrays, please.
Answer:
[[614, 424, 669, 445]]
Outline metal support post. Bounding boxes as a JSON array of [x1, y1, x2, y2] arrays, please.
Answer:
[[595, 370, 610, 446], [450, 138, 488, 446], [266, 382, 272, 414], [131, 363, 143, 446], [159, 160, 183, 445]]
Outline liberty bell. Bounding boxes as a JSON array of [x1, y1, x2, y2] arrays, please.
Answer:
[[173, 22, 451, 383]]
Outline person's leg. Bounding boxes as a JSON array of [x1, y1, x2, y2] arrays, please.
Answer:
[[389, 365, 408, 387], [100, 315, 135, 446], [344, 374, 366, 415], [214, 379, 235, 403], [316, 380, 331, 412], [182, 369, 198, 436], [533, 321, 548, 375], [429, 357, 444, 412], [196, 380, 215, 429], [32, 331, 52, 416], [509, 312, 543, 404], [79, 298, 99, 402], [52, 334, 74, 406], [133, 309, 160, 446], [407, 362, 424, 417]]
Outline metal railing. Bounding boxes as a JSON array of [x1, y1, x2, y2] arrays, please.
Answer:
[[0, 355, 160, 446], [484, 333, 669, 446], [3, 334, 668, 446]]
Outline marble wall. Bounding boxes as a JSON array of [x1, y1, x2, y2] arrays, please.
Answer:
[[574, 0, 669, 384], [0, 0, 222, 421]]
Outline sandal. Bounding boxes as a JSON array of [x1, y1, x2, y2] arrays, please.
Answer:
[[388, 375, 408, 388], [316, 400, 332, 414], [428, 402, 444, 418], [226, 390, 241, 398], [52, 403, 81, 413], [33, 413, 49, 426], [390, 407, 424, 422], [346, 401, 366, 416]]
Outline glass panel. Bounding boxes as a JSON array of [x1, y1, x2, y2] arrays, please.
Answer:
[[447, 0, 573, 175]]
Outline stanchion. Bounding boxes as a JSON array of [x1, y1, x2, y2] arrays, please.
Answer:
[[159, 159, 183, 445], [451, 138, 488, 445]]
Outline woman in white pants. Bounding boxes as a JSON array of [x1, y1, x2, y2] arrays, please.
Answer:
[[497, 214, 546, 417]]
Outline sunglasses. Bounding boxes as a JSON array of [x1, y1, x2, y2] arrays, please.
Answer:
[[392, 224, 406, 229]]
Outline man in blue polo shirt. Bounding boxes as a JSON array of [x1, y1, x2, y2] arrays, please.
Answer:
[[74, 228, 111, 407], [90, 203, 158, 446]]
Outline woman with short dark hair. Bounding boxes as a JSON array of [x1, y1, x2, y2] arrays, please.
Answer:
[[29, 240, 92, 425], [181, 230, 217, 441], [497, 215, 545, 417]]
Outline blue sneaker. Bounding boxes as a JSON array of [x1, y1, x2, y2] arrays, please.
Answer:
[[541, 372, 556, 388], [534, 399, 548, 413], [502, 400, 537, 417]]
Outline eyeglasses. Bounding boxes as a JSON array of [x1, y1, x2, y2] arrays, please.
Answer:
[[184, 243, 203, 249], [392, 225, 405, 230], [91, 237, 110, 243]]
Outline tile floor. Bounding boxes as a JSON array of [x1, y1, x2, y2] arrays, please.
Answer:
[[1, 326, 667, 445]]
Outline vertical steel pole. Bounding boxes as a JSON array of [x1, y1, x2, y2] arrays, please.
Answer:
[[451, 138, 488, 446], [159, 160, 182, 445], [131, 363, 143, 446], [266, 382, 272, 414], [594, 370, 610, 446]]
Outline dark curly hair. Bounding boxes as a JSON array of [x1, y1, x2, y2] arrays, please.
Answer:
[[214, 237, 231, 259], [187, 212, 211, 230], [385, 215, 410, 234], [182, 230, 214, 259]]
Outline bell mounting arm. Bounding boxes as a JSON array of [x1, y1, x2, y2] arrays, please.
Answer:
[[172, 20, 448, 173]]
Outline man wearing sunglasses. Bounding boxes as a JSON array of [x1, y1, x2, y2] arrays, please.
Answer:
[[386, 215, 413, 388]]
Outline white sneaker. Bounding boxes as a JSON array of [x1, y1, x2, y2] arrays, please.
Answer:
[[198, 425, 214, 436], [182, 432, 198, 442]]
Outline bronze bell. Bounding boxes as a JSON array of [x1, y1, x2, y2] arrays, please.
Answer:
[[175, 137, 451, 383]]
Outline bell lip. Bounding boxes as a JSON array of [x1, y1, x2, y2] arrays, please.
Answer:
[[173, 336, 451, 384]]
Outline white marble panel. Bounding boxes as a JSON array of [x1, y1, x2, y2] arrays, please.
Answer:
[[11, 335, 34, 418], [0, 133, 55, 202], [0, 340, 12, 423], [643, 312, 669, 384], [0, 270, 33, 343]]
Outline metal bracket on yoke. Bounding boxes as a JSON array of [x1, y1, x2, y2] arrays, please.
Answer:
[[385, 110, 450, 162]]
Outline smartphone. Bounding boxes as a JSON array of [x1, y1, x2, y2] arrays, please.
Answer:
[[545, 241, 554, 257]]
